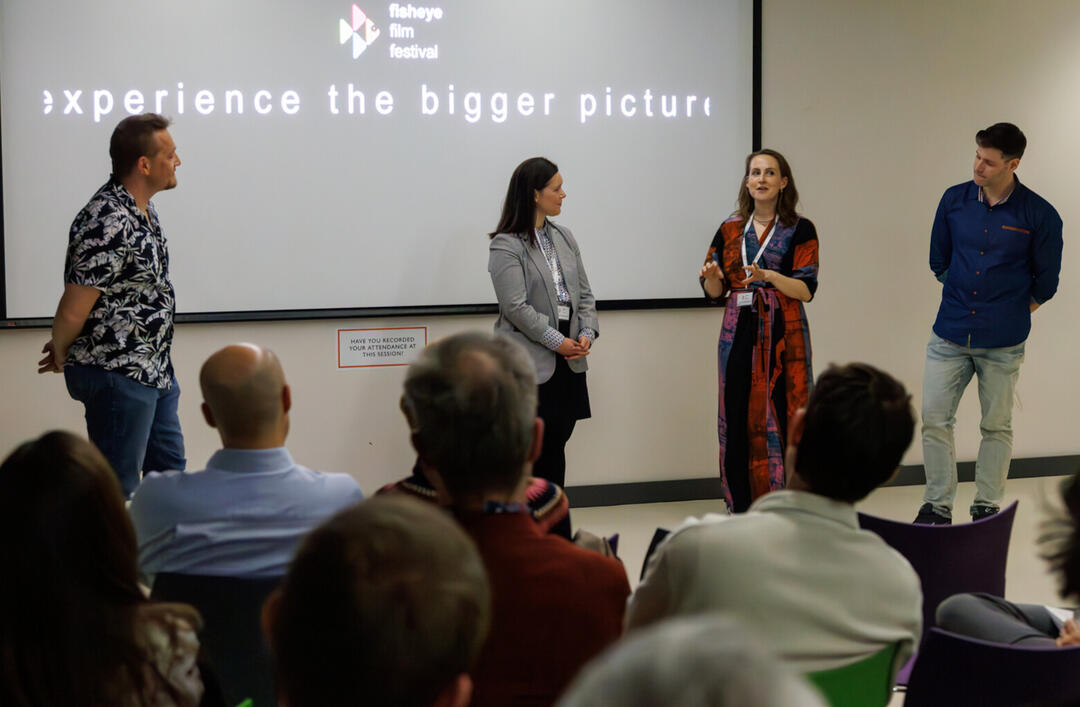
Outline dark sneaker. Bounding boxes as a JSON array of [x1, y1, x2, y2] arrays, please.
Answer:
[[971, 505, 1000, 522], [914, 503, 952, 525]]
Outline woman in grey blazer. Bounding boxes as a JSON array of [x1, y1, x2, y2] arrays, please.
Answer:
[[488, 157, 598, 487]]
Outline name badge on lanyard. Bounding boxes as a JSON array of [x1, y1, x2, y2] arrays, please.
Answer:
[[734, 290, 753, 308], [557, 305, 570, 321], [741, 216, 776, 279]]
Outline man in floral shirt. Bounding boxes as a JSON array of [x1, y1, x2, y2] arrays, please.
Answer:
[[38, 113, 185, 496]]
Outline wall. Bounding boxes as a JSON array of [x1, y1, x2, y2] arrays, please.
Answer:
[[758, 0, 1080, 468], [2, 0, 1077, 492]]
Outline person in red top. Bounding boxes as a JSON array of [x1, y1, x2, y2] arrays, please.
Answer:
[[400, 331, 630, 707]]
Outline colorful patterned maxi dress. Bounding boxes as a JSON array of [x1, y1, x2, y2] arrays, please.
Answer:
[[703, 215, 819, 512]]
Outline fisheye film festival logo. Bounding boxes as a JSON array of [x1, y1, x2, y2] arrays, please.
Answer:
[[339, 4, 380, 58]]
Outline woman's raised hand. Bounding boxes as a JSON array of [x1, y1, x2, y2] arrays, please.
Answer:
[[700, 260, 725, 282], [739, 263, 772, 287]]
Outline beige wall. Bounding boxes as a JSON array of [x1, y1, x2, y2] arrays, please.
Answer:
[[2, 0, 1077, 491], [759, 0, 1080, 468]]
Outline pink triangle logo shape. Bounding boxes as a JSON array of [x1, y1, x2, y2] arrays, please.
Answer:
[[351, 4, 367, 31]]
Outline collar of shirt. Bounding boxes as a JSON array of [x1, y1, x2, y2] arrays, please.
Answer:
[[534, 225, 554, 260], [106, 176, 159, 226], [534, 221, 572, 303], [748, 489, 859, 530], [204, 447, 296, 474], [456, 507, 539, 537], [482, 499, 528, 515], [975, 175, 1022, 206]]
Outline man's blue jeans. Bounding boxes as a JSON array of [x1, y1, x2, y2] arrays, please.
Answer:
[[921, 332, 1024, 516], [64, 364, 186, 497]]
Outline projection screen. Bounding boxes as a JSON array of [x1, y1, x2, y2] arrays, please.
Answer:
[[0, 0, 757, 322]]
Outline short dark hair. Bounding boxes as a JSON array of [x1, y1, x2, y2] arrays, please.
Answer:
[[794, 363, 915, 502], [490, 156, 559, 245], [1041, 471, 1080, 603], [401, 332, 538, 500], [266, 495, 491, 707], [110, 113, 171, 178], [976, 122, 1026, 160]]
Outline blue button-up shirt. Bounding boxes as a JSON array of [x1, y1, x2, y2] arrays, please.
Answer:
[[130, 447, 365, 581], [930, 177, 1062, 348]]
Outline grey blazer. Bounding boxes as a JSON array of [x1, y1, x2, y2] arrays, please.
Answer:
[[488, 222, 598, 383]]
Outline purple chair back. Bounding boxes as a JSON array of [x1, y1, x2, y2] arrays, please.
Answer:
[[905, 627, 1080, 706], [640, 527, 671, 581], [858, 501, 1018, 637]]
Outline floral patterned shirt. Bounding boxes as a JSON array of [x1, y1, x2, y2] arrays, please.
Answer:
[[64, 179, 176, 389]]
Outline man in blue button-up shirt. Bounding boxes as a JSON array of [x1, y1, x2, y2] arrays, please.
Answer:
[[129, 343, 365, 582], [916, 123, 1062, 525]]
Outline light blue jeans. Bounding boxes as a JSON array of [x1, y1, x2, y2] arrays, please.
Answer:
[[921, 332, 1025, 516]]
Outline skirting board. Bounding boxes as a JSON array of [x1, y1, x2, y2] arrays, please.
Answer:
[[565, 454, 1080, 509]]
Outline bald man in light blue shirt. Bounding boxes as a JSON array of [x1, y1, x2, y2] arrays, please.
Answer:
[[130, 343, 364, 582]]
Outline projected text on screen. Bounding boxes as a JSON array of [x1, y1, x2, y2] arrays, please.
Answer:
[[0, 0, 754, 319]]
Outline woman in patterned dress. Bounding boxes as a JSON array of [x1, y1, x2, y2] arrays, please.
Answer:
[[700, 149, 819, 512]]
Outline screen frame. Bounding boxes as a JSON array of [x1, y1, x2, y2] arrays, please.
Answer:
[[0, 0, 762, 329]]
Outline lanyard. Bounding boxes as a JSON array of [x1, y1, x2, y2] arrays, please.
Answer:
[[741, 215, 776, 270], [535, 226, 570, 304], [482, 500, 526, 515]]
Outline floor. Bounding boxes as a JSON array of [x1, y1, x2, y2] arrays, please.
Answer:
[[573, 475, 1070, 706]]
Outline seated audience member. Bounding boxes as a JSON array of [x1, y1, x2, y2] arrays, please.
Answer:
[[0, 431, 216, 707], [129, 343, 364, 580], [400, 331, 631, 707], [381, 458, 573, 538], [936, 469, 1080, 647], [557, 614, 825, 707], [626, 363, 923, 675], [264, 495, 490, 707]]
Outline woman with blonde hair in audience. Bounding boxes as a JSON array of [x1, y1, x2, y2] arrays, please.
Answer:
[[0, 431, 217, 707]]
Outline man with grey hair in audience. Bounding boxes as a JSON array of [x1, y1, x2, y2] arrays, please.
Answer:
[[130, 343, 365, 581], [400, 331, 630, 707], [557, 615, 825, 707]]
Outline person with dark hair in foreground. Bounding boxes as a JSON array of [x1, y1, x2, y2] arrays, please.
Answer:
[[936, 470, 1080, 647], [401, 331, 630, 707], [39, 114, 187, 498], [129, 343, 364, 581], [557, 614, 824, 707], [700, 148, 819, 513], [264, 495, 491, 707], [627, 363, 922, 677], [0, 431, 215, 707], [489, 156, 598, 488], [917, 122, 1063, 525]]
